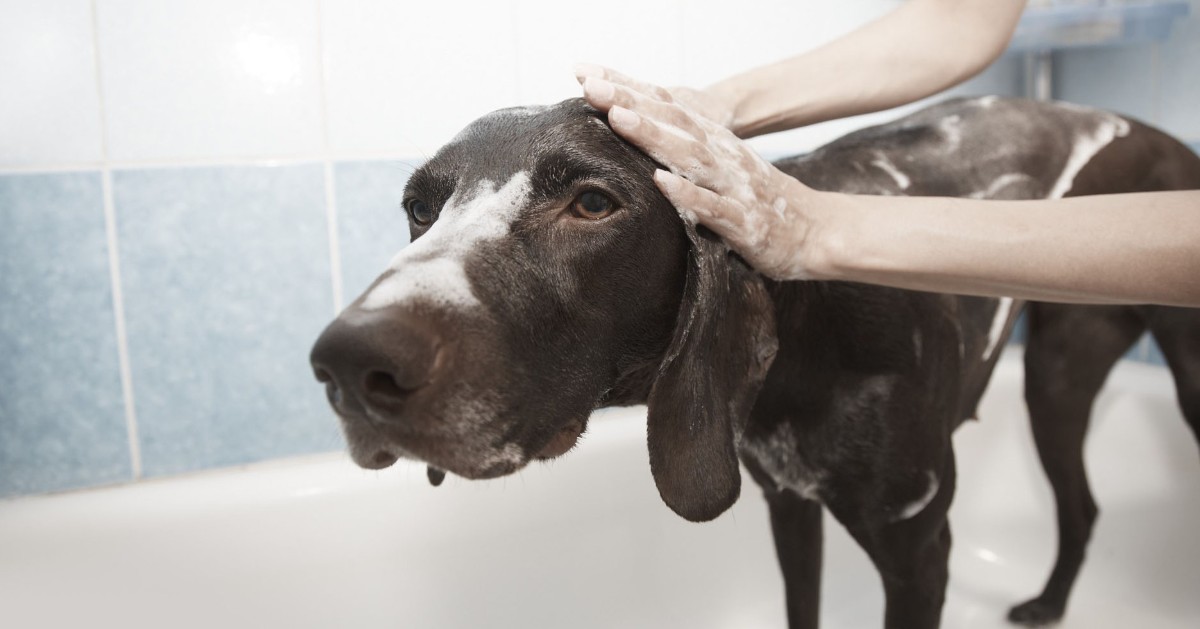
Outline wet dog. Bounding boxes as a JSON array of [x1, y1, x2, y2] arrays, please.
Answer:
[[310, 96, 1200, 628]]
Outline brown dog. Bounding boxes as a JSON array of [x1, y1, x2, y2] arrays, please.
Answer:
[[311, 96, 1200, 628]]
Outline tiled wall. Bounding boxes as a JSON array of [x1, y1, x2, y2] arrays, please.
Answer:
[[0, 0, 1194, 498]]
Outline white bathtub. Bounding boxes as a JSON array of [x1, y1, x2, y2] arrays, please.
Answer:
[[1, 350, 1197, 629]]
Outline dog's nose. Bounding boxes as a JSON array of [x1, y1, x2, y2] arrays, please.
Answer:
[[310, 307, 441, 416]]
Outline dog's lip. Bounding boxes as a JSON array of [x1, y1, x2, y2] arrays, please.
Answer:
[[534, 419, 586, 460]]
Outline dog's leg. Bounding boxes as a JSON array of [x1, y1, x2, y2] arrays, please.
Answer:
[[1146, 307, 1200, 445], [767, 492, 823, 629], [1008, 303, 1145, 626], [830, 449, 957, 629]]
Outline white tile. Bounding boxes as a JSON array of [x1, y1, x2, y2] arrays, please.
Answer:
[[95, 0, 323, 161], [0, 0, 104, 167], [514, 0, 685, 106], [682, 0, 900, 156], [681, 0, 897, 88], [322, 0, 519, 158]]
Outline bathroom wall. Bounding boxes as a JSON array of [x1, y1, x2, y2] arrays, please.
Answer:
[[0, 0, 1193, 498]]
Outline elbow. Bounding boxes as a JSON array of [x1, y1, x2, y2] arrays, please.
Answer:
[[921, 0, 1026, 84]]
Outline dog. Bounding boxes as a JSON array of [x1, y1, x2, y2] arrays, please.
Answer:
[[310, 96, 1200, 628]]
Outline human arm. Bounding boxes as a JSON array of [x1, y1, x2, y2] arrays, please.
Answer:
[[591, 0, 1028, 138], [660, 163, 1200, 306], [582, 82, 1200, 307], [818, 189, 1200, 307]]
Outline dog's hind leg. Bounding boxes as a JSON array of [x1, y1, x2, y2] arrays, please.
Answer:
[[1146, 307, 1200, 446], [767, 492, 824, 629], [1008, 303, 1145, 626]]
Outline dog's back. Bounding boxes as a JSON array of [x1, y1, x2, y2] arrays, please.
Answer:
[[759, 95, 1200, 626], [771, 96, 1200, 420]]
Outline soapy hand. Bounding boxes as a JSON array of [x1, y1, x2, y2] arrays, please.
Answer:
[[575, 64, 824, 280]]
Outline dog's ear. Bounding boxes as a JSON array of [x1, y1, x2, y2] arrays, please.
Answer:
[[646, 222, 778, 522]]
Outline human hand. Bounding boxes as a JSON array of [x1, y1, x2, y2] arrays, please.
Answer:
[[574, 64, 828, 281]]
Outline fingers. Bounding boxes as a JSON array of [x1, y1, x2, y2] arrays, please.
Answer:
[[581, 77, 707, 141], [574, 63, 675, 103], [654, 169, 757, 249], [608, 106, 715, 181]]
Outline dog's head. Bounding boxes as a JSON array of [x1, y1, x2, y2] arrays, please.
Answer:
[[310, 99, 777, 521]]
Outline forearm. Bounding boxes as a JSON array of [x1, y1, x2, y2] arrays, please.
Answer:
[[812, 189, 1200, 307], [710, 0, 1027, 137]]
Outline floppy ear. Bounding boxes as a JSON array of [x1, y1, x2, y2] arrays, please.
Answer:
[[646, 221, 778, 522]]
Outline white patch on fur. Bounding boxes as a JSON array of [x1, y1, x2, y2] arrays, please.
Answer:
[[968, 172, 1035, 199], [481, 442, 524, 469], [938, 114, 963, 153], [504, 105, 548, 116], [982, 297, 1015, 361], [740, 423, 825, 502], [976, 95, 999, 108], [361, 172, 532, 311], [1048, 115, 1131, 199], [870, 151, 911, 189], [894, 471, 940, 521], [912, 329, 923, 362]]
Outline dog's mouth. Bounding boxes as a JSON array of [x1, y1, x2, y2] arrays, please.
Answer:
[[341, 414, 586, 481], [534, 418, 587, 460]]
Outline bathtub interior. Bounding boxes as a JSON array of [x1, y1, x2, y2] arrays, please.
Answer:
[[0, 349, 1197, 629]]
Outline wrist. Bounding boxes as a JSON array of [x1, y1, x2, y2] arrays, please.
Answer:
[[697, 81, 744, 132], [794, 188, 865, 282], [704, 75, 780, 138], [708, 63, 820, 139]]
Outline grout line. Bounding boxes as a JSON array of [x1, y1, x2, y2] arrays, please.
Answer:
[[101, 169, 142, 480], [91, 0, 141, 480], [315, 0, 343, 313], [0, 154, 427, 175], [323, 161, 344, 313]]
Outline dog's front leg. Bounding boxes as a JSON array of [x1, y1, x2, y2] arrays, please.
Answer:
[[830, 449, 957, 629], [767, 491, 824, 629]]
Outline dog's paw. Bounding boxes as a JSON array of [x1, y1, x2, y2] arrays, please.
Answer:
[[1007, 598, 1065, 626]]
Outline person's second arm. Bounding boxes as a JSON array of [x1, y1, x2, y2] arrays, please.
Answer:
[[585, 0, 1027, 138], [579, 70, 1200, 307]]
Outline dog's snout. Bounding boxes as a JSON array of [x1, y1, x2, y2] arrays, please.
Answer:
[[309, 307, 442, 418]]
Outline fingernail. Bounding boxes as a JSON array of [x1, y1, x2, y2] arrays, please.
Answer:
[[654, 169, 680, 193], [609, 106, 639, 129], [583, 77, 615, 101], [573, 62, 604, 82]]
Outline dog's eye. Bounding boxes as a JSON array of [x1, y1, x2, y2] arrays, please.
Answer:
[[406, 199, 434, 226], [570, 191, 616, 220]]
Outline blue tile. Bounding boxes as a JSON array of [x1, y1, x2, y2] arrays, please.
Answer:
[[1057, 45, 1159, 122], [1124, 333, 1150, 363], [1145, 336, 1169, 367], [949, 57, 1021, 99], [1008, 310, 1030, 345], [1159, 6, 1200, 141], [334, 159, 418, 302], [113, 165, 340, 477], [0, 172, 130, 497]]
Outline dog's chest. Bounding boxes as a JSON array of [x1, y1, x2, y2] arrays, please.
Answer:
[[739, 422, 827, 501]]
